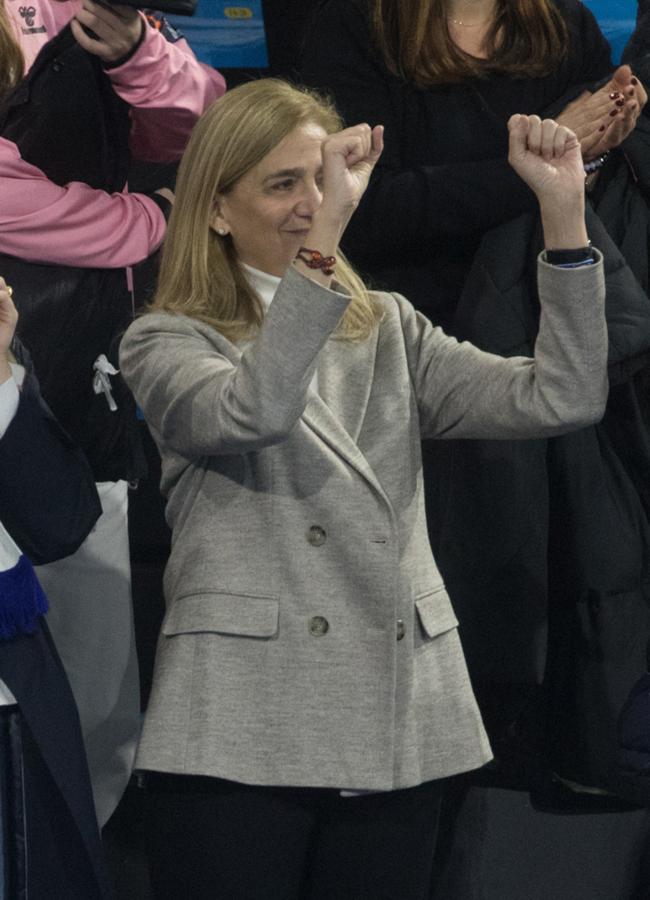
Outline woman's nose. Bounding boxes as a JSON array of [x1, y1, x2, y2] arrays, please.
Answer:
[[295, 182, 323, 216]]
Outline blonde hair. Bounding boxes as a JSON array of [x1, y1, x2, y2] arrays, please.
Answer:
[[0, 0, 24, 104], [150, 78, 382, 342]]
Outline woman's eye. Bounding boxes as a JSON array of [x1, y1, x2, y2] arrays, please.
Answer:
[[271, 179, 294, 191]]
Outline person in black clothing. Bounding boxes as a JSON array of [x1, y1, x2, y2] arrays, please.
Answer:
[[301, 0, 644, 328], [300, 0, 650, 810], [0, 276, 110, 900]]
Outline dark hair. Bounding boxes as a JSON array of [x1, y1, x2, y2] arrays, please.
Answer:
[[371, 0, 568, 85]]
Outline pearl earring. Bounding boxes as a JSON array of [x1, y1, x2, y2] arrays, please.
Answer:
[[217, 227, 227, 236]]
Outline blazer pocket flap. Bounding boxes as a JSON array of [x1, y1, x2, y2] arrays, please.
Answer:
[[415, 588, 458, 639], [163, 593, 279, 638]]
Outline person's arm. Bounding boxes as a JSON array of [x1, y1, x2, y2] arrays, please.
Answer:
[[405, 114, 607, 440], [400, 256, 606, 441], [120, 269, 351, 458], [70, 1, 226, 162], [121, 123, 383, 458], [0, 137, 169, 266]]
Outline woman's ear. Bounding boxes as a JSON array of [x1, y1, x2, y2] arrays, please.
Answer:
[[210, 197, 230, 237]]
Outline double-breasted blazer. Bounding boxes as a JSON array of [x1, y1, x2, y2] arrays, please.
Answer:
[[120, 258, 607, 791]]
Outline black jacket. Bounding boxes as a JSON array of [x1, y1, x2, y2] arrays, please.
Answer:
[[0, 347, 109, 899]]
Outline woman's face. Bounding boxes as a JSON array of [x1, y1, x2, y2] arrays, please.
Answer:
[[212, 122, 328, 277]]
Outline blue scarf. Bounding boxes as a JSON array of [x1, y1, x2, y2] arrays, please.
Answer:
[[0, 522, 48, 640]]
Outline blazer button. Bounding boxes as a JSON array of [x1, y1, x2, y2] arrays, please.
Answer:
[[396, 619, 406, 641], [309, 615, 330, 637], [307, 525, 327, 546]]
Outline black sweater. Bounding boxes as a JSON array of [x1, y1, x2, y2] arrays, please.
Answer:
[[300, 0, 612, 329]]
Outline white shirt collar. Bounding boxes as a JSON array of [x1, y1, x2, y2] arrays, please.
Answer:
[[240, 263, 281, 311]]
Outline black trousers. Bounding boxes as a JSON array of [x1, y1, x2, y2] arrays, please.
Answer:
[[144, 771, 444, 900]]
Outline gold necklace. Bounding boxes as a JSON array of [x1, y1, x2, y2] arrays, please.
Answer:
[[448, 17, 488, 27]]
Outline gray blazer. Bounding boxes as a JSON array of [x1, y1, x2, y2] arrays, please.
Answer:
[[120, 257, 607, 791]]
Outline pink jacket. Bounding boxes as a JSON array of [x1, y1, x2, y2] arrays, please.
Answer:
[[0, 0, 225, 266]]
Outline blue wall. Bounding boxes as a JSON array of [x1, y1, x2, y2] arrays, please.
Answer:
[[585, 0, 637, 61]]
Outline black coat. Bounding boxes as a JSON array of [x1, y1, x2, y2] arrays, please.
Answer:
[[424, 202, 650, 796]]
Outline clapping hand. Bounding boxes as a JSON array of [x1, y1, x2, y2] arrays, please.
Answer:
[[557, 65, 647, 160]]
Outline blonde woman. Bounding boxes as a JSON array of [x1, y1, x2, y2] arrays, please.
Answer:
[[120, 79, 606, 899]]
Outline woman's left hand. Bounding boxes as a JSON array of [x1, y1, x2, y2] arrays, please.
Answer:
[[70, 0, 143, 64], [507, 115, 584, 201], [508, 115, 588, 248]]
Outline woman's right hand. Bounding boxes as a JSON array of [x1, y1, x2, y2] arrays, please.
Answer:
[[295, 124, 383, 286], [316, 124, 384, 230]]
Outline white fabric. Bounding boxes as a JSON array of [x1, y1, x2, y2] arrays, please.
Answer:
[[0, 363, 26, 441], [36, 480, 141, 826]]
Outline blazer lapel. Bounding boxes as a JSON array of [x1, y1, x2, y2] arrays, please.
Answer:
[[302, 335, 388, 501], [215, 326, 388, 501]]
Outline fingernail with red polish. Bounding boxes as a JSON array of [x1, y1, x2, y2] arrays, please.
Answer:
[[610, 108, 619, 116], [616, 98, 625, 106], [609, 91, 620, 99], [629, 88, 635, 96], [599, 124, 606, 131]]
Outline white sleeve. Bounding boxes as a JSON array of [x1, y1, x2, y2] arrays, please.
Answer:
[[0, 374, 20, 440]]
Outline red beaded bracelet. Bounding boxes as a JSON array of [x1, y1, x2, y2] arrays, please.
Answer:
[[295, 247, 337, 276]]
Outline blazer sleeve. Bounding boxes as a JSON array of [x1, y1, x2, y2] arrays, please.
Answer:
[[399, 252, 608, 440], [120, 266, 351, 458], [0, 370, 101, 564]]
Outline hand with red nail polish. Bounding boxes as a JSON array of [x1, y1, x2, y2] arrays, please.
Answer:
[[556, 88, 622, 159], [561, 65, 648, 160]]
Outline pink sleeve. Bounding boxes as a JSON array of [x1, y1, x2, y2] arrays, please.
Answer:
[[108, 23, 227, 162], [0, 138, 167, 267]]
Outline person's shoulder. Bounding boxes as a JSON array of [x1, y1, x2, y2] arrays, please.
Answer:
[[309, 0, 370, 25], [550, 0, 583, 16], [551, 0, 597, 27], [126, 310, 204, 333], [370, 289, 415, 329], [122, 311, 220, 348]]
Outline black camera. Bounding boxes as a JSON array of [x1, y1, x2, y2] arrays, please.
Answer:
[[106, 0, 197, 16]]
